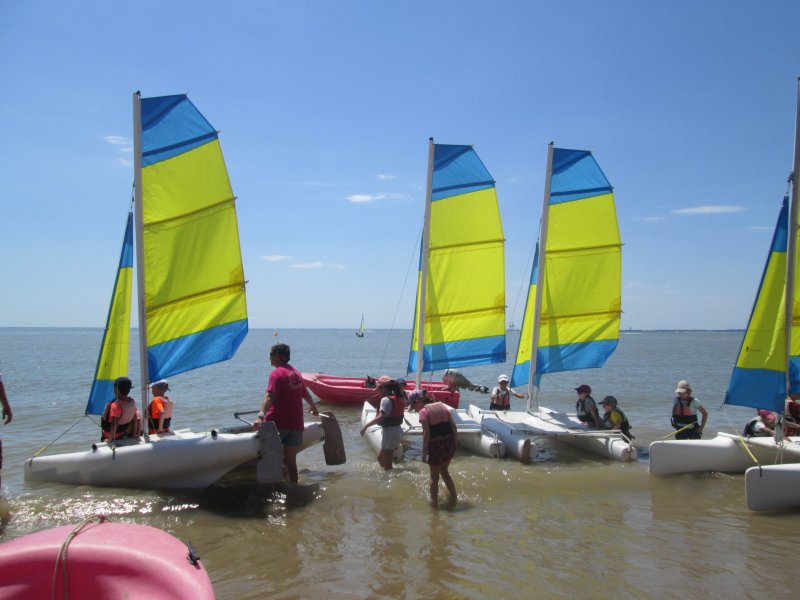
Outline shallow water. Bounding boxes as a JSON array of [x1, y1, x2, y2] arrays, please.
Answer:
[[0, 329, 796, 598]]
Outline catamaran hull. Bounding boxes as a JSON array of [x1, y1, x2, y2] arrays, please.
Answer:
[[468, 405, 636, 463], [466, 405, 535, 462], [360, 402, 404, 461], [649, 433, 800, 475], [303, 373, 459, 408], [745, 463, 800, 511], [24, 423, 327, 489], [0, 520, 215, 599]]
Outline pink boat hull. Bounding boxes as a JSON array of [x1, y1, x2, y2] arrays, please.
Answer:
[[0, 520, 215, 599], [302, 373, 460, 408]]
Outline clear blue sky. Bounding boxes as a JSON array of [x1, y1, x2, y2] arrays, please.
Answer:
[[1, 1, 799, 330]]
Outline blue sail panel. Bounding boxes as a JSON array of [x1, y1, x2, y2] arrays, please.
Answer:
[[148, 320, 248, 381], [407, 335, 507, 373], [141, 95, 218, 167], [85, 213, 134, 415]]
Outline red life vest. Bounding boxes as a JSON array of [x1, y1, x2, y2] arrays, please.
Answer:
[[381, 395, 406, 427]]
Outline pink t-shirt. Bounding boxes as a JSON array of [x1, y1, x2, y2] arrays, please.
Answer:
[[265, 363, 306, 430], [419, 402, 450, 426]]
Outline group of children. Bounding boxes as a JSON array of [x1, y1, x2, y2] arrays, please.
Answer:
[[99, 377, 174, 441]]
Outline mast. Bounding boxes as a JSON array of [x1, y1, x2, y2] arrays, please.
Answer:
[[783, 81, 800, 429], [526, 142, 554, 412], [415, 138, 435, 388], [132, 92, 149, 424]]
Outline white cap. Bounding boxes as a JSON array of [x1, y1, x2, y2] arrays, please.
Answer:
[[498, 374, 509, 383]]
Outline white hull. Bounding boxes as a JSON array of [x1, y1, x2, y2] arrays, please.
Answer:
[[745, 463, 800, 511], [360, 402, 504, 460], [649, 433, 800, 475], [468, 405, 636, 463], [25, 422, 327, 489]]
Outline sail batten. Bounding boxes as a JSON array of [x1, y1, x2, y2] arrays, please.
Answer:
[[138, 94, 248, 383], [408, 142, 506, 374], [513, 147, 621, 389]]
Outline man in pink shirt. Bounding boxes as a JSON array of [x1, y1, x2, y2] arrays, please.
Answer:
[[255, 343, 318, 483]]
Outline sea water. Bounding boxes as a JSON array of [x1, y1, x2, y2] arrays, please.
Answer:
[[0, 328, 797, 599]]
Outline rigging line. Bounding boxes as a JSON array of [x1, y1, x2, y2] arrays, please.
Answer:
[[380, 223, 422, 372], [510, 239, 535, 332], [32, 415, 92, 458]]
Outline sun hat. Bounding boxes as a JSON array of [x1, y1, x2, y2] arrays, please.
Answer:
[[375, 375, 393, 387], [757, 409, 774, 420], [675, 380, 691, 394], [575, 384, 591, 394]]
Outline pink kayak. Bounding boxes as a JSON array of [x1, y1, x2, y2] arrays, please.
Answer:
[[0, 517, 215, 599], [302, 373, 460, 408]]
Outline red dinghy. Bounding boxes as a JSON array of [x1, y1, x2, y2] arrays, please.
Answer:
[[0, 517, 215, 599], [302, 373, 459, 408]]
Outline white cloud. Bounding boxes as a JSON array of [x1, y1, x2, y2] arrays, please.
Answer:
[[291, 261, 346, 269], [376, 174, 395, 180], [103, 135, 129, 145], [261, 255, 291, 262], [347, 192, 403, 203], [671, 205, 745, 215]]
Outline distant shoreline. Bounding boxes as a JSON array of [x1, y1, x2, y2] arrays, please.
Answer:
[[0, 327, 747, 333]]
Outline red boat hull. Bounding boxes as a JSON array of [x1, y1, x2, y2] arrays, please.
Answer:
[[302, 373, 459, 408]]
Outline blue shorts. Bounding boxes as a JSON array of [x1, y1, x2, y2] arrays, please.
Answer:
[[277, 428, 304, 447]]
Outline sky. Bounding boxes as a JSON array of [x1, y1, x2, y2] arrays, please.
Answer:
[[1, 0, 800, 331]]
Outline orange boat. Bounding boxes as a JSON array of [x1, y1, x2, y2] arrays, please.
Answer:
[[301, 373, 459, 408]]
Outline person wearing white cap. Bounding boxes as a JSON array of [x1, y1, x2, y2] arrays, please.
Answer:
[[489, 374, 525, 411], [671, 380, 708, 439], [147, 379, 173, 434]]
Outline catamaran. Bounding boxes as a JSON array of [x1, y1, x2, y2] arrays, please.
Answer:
[[650, 84, 800, 511], [361, 140, 508, 460], [24, 93, 344, 489], [356, 314, 365, 337], [468, 144, 636, 463]]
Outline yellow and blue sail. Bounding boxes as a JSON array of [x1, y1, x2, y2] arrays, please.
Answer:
[[725, 197, 791, 412], [512, 148, 621, 387], [408, 144, 506, 373], [85, 213, 134, 415], [140, 95, 248, 381]]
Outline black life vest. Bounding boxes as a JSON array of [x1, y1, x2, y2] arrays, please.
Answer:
[[576, 396, 597, 423]]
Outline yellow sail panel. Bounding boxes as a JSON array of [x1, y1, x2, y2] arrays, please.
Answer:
[[512, 148, 620, 386], [408, 144, 506, 373], [142, 140, 233, 224], [726, 197, 789, 411], [140, 94, 247, 381], [86, 213, 134, 415]]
